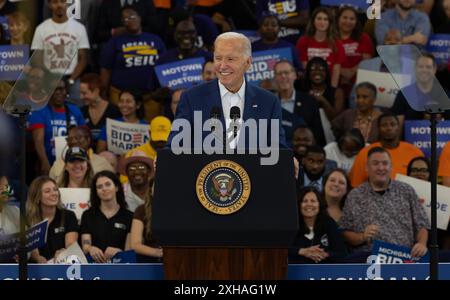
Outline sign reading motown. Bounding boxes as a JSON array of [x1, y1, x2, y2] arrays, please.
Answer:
[[196, 160, 251, 215]]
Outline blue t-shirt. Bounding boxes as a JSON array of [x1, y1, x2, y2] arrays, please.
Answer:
[[98, 117, 148, 143], [193, 14, 219, 49], [256, 0, 309, 45], [27, 103, 85, 164], [100, 32, 166, 92]]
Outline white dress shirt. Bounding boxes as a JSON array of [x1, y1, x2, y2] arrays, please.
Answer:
[[218, 79, 246, 149]]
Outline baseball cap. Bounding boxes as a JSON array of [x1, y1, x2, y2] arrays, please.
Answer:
[[150, 116, 171, 142], [65, 147, 88, 163]]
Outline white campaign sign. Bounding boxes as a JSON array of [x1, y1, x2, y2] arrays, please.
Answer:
[[396, 174, 450, 230], [106, 118, 149, 155], [55, 136, 68, 162], [59, 188, 90, 223], [356, 69, 412, 108]]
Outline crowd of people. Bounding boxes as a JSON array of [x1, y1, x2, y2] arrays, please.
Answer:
[[1, 0, 450, 264]]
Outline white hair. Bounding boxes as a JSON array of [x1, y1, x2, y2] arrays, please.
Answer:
[[214, 32, 252, 58]]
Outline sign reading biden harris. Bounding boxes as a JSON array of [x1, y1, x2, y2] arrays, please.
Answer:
[[155, 57, 205, 89], [246, 48, 292, 85], [106, 118, 149, 155]]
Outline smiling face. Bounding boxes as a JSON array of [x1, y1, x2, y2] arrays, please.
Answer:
[[409, 159, 430, 181], [95, 176, 118, 203], [366, 151, 392, 187], [309, 61, 327, 84], [415, 56, 436, 85], [338, 9, 357, 35], [8, 17, 28, 40], [301, 191, 320, 219], [274, 61, 296, 92], [314, 12, 330, 33], [214, 37, 252, 93], [118, 92, 139, 118], [65, 160, 88, 181], [259, 16, 280, 42], [175, 20, 197, 52], [324, 171, 348, 201], [122, 8, 141, 34], [40, 180, 60, 208], [80, 82, 99, 106], [127, 161, 152, 187]]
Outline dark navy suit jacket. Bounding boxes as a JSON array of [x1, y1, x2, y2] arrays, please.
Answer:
[[168, 79, 287, 149]]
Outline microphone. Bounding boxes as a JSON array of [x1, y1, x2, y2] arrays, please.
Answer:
[[230, 106, 240, 138], [210, 106, 221, 132]]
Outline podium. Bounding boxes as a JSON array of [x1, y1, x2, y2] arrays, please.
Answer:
[[152, 149, 298, 280]]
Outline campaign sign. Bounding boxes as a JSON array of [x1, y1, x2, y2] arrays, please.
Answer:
[[396, 174, 450, 230], [0, 45, 29, 81], [356, 69, 412, 108], [320, 0, 369, 9], [0, 219, 48, 261], [404, 120, 450, 158], [154, 57, 205, 89], [246, 47, 292, 85], [426, 34, 450, 66], [106, 118, 150, 155], [372, 240, 429, 264], [59, 188, 90, 223], [236, 30, 260, 43]]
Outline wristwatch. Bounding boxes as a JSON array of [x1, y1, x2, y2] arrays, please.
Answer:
[[68, 78, 75, 85]]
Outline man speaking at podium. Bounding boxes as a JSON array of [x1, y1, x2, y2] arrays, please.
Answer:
[[168, 32, 287, 161]]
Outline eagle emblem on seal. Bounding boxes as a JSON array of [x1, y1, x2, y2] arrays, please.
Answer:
[[211, 173, 237, 201]]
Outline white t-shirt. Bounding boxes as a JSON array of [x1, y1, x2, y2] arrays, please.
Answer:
[[324, 142, 356, 174], [31, 18, 90, 75]]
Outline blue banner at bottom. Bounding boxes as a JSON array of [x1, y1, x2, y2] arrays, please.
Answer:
[[1, 263, 450, 280]]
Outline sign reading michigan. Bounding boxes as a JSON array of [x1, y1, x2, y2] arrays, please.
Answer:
[[196, 160, 251, 215]]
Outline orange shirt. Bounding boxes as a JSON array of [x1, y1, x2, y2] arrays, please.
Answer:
[[188, 0, 222, 7], [438, 141, 450, 177], [349, 142, 424, 188], [153, 0, 171, 9]]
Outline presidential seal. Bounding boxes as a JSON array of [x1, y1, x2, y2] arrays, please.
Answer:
[[196, 160, 251, 215]]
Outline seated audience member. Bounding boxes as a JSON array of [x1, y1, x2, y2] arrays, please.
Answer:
[[100, 6, 166, 104], [289, 187, 347, 263], [439, 141, 450, 187], [273, 60, 325, 146], [96, 90, 148, 153], [339, 147, 429, 261], [80, 73, 121, 146], [120, 152, 154, 212], [297, 145, 337, 192], [324, 128, 366, 173], [81, 171, 133, 263], [296, 7, 346, 88], [202, 60, 216, 82], [407, 156, 431, 182], [28, 79, 85, 175], [336, 6, 373, 97], [332, 82, 383, 143], [57, 147, 94, 188], [323, 169, 352, 222], [349, 112, 424, 187], [0, 175, 19, 235], [50, 125, 114, 181], [252, 14, 301, 71], [130, 177, 163, 263], [27, 176, 78, 263]]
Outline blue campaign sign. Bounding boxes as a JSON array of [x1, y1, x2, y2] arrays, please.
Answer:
[[246, 47, 292, 85], [0, 45, 29, 81], [0, 219, 48, 261], [154, 57, 205, 89], [426, 34, 450, 66], [404, 120, 450, 158], [235, 30, 260, 43], [320, 0, 369, 9], [372, 240, 429, 264]]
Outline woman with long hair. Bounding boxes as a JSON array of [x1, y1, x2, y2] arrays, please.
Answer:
[[323, 169, 352, 222], [130, 178, 163, 262], [296, 7, 346, 88], [27, 176, 79, 263], [80, 171, 133, 263], [57, 147, 94, 188], [289, 187, 347, 263]]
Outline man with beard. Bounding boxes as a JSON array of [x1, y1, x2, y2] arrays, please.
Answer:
[[349, 112, 424, 187], [339, 147, 429, 260], [120, 152, 154, 213], [28, 79, 85, 175], [375, 0, 431, 47], [31, 0, 90, 106], [297, 145, 333, 192]]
